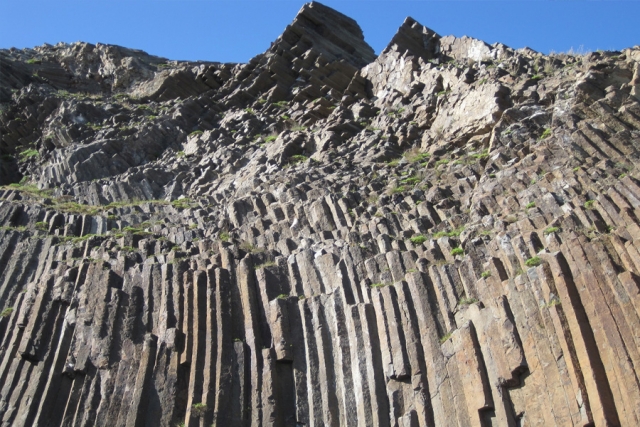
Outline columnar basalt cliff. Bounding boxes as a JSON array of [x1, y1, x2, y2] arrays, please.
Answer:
[[1, 2, 640, 426]]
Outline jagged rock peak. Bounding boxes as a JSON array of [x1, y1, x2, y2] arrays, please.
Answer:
[[271, 1, 376, 68], [383, 17, 440, 60]]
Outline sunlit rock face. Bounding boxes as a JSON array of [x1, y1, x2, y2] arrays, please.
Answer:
[[1, 2, 640, 426]]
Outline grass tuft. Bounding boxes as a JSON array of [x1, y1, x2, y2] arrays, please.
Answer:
[[432, 227, 465, 239], [389, 185, 406, 194], [19, 149, 39, 161], [439, 332, 452, 343], [191, 403, 207, 418], [458, 296, 479, 305], [450, 247, 464, 256], [544, 226, 560, 235], [538, 128, 552, 140], [410, 235, 427, 245], [370, 283, 388, 289], [525, 256, 542, 267], [255, 261, 276, 270]]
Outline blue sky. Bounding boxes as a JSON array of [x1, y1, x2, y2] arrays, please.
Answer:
[[1, 1, 638, 63]]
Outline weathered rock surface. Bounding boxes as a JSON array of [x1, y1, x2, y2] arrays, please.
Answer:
[[1, 2, 640, 426]]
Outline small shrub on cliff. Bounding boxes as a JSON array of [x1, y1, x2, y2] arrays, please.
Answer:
[[4, 183, 47, 197], [122, 226, 144, 234], [255, 261, 276, 270], [19, 149, 39, 161], [240, 241, 263, 254], [403, 148, 430, 164], [439, 332, 452, 343], [584, 200, 595, 209], [289, 155, 308, 165], [55, 201, 101, 216], [171, 198, 192, 209], [472, 149, 489, 160], [543, 298, 561, 308], [191, 403, 207, 417], [0, 225, 27, 232], [410, 235, 427, 245], [401, 176, 420, 186], [538, 128, 552, 140], [1, 307, 14, 318], [544, 226, 560, 235], [389, 185, 405, 194], [370, 283, 388, 289], [450, 247, 464, 256], [525, 256, 542, 267], [458, 296, 478, 306], [433, 227, 464, 239], [504, 215, 518, 224]]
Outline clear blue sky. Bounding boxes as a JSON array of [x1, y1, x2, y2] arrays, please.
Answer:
[[1, 1, 638, 63]]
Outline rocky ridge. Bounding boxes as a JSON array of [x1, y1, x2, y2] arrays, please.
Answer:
[[1, 2, 640, 426]]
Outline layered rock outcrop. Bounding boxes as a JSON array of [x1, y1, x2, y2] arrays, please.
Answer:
[[1, 2, 640, 426]]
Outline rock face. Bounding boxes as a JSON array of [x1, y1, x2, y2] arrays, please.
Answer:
[[1, 2, 640, 426]]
